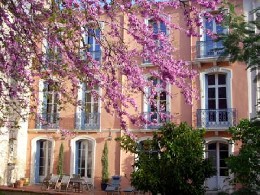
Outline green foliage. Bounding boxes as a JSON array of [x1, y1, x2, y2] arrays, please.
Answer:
[[219, 2, 260, 69], [226, 119, 260, 192], [101, 141, 109, 183], [57, 143, 64, 176], [118, 122, 215, 195]]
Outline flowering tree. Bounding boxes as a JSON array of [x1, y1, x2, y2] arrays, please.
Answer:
[[0, 0, 224, 132]]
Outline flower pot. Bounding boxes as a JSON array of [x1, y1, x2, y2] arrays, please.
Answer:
[[101, 182, 108, 191], [16, 179, 24, 187]]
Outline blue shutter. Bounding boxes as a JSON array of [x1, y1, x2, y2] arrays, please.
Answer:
[[216, 24, 224, 49], [75, 141, 79, 174], [153, 22, 158, 34], [35, 141, 40, 183], [95, 29, 101, 61], [81, 84, 86, 130], [88, 29, 94, 51], [205, 20, 214, 56], [160, 22, 167, 35], [205, 20, 213, 41]]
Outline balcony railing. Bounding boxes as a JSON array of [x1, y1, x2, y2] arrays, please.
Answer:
[[196, 40, 225, 59], [75, 112, 100, 130], [143, 111, 170, 129], [80, 50, 101, 62], [36, 112, 59, 129], [197, 109, 236, 129]]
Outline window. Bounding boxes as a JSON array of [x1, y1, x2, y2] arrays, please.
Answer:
[[144, 77, 169, 129], [35, 139, 52, 183], [143, 19, 167, 63], [76, 83, 100, 130], [197, 69, 235, 129], [37, 81, 59, 129], [206, 142, 229, 186], [75, 139, 93, 178], [197, 15, 226, 58], [81, 28, 101, 63], [42, 37, 62, 70]]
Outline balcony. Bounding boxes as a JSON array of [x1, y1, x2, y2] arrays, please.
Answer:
[[36, 113, 59, 129], [75, 112, 100, 130], [197, 109, 236, 129], [80, 50, 101, 62], [143, 111, 170, 129], [196, 40, 225, 59]]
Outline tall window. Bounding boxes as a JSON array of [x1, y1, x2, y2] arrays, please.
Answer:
[[35, 140, 52, 183], [42, 37, 61, 70], [206, 74, 227, 123], [197, 18, 225, 58], [76, 83, 100, 130], [37, 82, 59, 129], [144, 19, 167, 63], [205, 142, 229, 190], [144, 77, 168, 128], [75, 139, 93, 178], [81, 28, 101, 62]]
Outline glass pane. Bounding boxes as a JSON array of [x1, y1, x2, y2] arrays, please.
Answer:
[[208, 143, 216, 150], [207, 74, 215, 85], [208, 100, 216, 109], [220, 151, 229, 159], [86, 92, 91, 103], [85, 103, 91, 113], [220, 159, 227, 167], [160, 22, 167, 34], [220, 168, 229, 176], [218, 74, 226, 85], [160, 92, 166, 101], [218, 99, 227, 109], [93, 103, 98, 113], [208, 151, 217, 167], [218, 87, 226, 98], [160, 101, 166, 112], [219, 143, 228, 150], [208, 88, 215, 98]]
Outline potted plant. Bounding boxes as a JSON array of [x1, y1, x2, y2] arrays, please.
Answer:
[[57, 143, 64, 176], [101, 141, 109, 191]]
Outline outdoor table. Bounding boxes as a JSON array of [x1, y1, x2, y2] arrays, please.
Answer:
[[70, 177, 93, 192], [69, 178, 84, 192]]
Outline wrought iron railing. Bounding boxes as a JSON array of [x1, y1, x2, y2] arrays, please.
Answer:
[[36, 112, 59, 129], [75, 112, 100, 130], [143, 111, 170, 129], [197, 109, 236, 129], [196, 40, 224, 58]]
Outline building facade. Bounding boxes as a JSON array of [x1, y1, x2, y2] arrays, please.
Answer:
[[0, 0, 257, 193]]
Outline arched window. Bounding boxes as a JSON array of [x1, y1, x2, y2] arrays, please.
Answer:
[[75, 139, 94, 178]]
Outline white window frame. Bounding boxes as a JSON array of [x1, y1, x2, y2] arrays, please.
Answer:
[[30, 136, 55, 184], [142, 16, 170, 66], [70, 136, 96, 186], [200, 67, 232, 110], [38, 80, 60, 129], [143, 75, 171, 129], [76, 82, 101, 131]]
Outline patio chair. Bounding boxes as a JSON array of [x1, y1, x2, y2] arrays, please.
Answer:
[[56, 175, 71, 192], [105, 175, 121, 195], [41, 174, 59, 190], [81, 177, 94, 192]]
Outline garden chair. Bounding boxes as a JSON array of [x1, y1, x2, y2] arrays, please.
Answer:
[[105, 175, 121, 195], [56, 175, 71, 192], [41, 174, 59, 190], [82, 177, 94, 192]]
